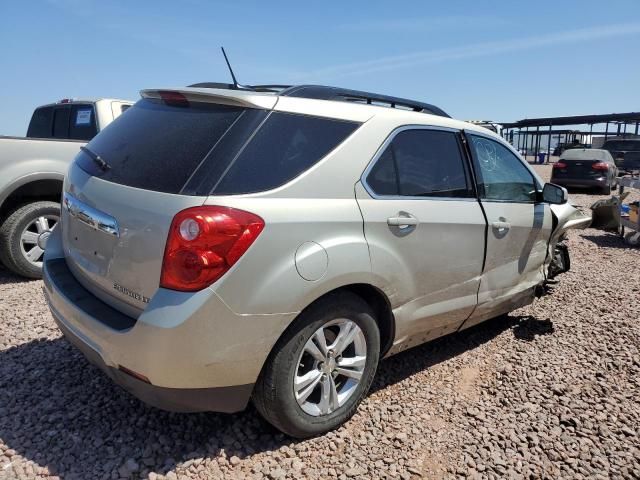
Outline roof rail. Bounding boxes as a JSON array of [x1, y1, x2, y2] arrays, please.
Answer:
[[188, 82, 290, 93], [280, 85, 449, 118], [186, 82, 449, 117]]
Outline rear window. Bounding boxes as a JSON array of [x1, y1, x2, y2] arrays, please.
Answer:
[[77, 98, 360, 195], [52, 107, 71, 138], [27, 106, 54, 138], [561, 149, 610, 161], [69, 104, 98, 140], [27, 104, 96, 140], [77, 99, 245, 194]]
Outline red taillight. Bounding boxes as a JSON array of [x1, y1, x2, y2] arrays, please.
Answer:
[[592, 162, 609, 171], [160, 206, 264, 291], [553, 162, 567, 169], [158, 90, 189, 107]]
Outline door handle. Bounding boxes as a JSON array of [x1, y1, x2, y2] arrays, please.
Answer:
[[387, 213, 419, 228], [491, 221, 511, 233]]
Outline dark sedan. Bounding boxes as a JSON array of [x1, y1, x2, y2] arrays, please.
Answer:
[[551, 149, 618, 194]]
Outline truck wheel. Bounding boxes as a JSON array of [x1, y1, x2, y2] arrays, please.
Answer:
[[253, 292, 380, 438], [0, 201, 60, 279]]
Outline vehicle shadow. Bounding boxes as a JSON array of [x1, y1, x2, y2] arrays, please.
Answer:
[[581, 232, 637, 249], [370, 313, 553, 394], [0, 313, 553, 479], [0, 264, 34, 286]]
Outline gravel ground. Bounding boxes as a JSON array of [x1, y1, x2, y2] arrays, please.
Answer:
[[1, 164, 639, 480]]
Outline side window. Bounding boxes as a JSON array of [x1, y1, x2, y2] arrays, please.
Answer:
[[366, 129, 471, 197], [69, 105, 97, 140], [212, 112, 359, 195], [366, 147, 398, 195], [52, 107, 71, 139], [26, 106, 54, 138], [468, 135, 537, 202]]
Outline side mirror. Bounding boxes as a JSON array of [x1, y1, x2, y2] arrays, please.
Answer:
[[542, 183, 568, 204]]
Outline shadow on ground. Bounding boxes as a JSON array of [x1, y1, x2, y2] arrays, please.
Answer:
[[581, 233, 637, 249], [370, 313, 553, 394], [0, 263, 34, 286], [0, 309, 554, 479]]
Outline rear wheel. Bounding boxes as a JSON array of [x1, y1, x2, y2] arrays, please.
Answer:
[[0, 201, 60, 279], [253, 292, 380, 438], [601, 184, 611, 195]]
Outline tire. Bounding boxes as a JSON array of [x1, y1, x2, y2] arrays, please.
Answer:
[[0, 201, 60, 279], [601, 184, 611, 195], [253, 291, 380, 438]]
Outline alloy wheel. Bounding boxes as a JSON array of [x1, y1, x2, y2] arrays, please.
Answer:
[[294, 318, 367, 416], [20, 215, 58, 267]]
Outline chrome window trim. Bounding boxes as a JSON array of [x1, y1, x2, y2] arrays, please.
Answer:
[[360, 124, 475, 201]]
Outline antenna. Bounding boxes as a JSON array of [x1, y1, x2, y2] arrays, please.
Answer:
[[221, 47, 240, 88]]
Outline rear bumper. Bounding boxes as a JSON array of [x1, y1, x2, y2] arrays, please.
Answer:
[[52, 311, 253, 413], [42, 227, 296, 413], [551, 177, 608, 188]]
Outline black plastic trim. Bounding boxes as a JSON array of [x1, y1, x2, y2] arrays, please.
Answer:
[[45, 258, 136, 331]]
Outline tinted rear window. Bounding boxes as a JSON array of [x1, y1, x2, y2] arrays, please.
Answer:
[[77, 99, 245, 194], [69, 105, 98, 140], [52, 107, 71, 138], [28, 104, 96, 140], [27, 106, 54, 138], [77, 99, 359, 195]]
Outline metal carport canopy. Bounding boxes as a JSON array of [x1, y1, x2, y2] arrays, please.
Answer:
[[502, 112, 640, 128]]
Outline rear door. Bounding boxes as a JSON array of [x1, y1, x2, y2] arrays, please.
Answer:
[[461, 132, 552, 329], [356, 127, 486, 345]]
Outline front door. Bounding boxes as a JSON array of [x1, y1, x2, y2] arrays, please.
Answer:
[[461, 132, 552, 329], [356, 127, 486, 349]]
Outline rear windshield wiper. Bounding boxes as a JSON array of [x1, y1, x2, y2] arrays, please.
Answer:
[[80, 146, 111, 172]]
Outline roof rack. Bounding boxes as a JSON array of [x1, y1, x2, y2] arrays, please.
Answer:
[[186, 82, 449, 118], [188, 82, 291, 93], [280, 85, 449, 118]]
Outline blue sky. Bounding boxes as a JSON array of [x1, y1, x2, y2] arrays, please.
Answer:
[[1, 0, 639, 135]]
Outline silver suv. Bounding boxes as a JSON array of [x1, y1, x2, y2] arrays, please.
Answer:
[[43, 84, 588, 438]]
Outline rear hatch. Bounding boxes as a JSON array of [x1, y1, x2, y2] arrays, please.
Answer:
[[62, 93, 257, 316], [61, 89, 361, 317]]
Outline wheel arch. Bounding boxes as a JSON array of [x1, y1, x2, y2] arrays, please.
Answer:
[[0, 173, 64, 220], [267, 282, 396, 363], [337, 283, 395, 357]]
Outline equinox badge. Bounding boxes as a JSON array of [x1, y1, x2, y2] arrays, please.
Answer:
[[113, 283, 150, 303]]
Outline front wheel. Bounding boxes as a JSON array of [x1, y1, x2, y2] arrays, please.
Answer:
[[0, 201, 60, 279], [253, 292, 380, 438]]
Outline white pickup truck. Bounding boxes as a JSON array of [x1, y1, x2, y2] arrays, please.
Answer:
[[0, 98, 132, 278]]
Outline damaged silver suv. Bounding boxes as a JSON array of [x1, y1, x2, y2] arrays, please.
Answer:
[[43, 84, 590, 438]]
